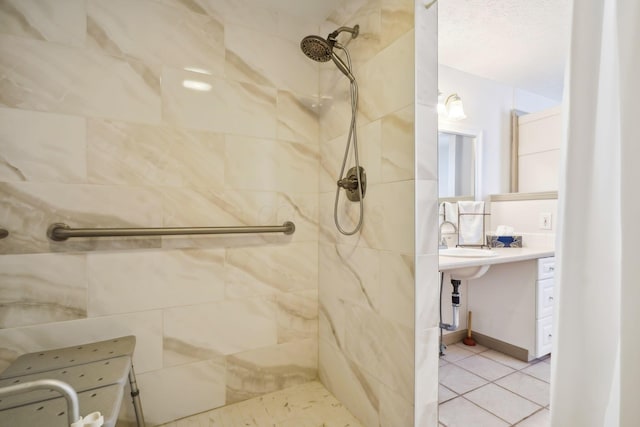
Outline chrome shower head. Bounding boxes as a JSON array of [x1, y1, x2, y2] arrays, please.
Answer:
[[300, 35, 334, 62], [300, 25, 359, 83]]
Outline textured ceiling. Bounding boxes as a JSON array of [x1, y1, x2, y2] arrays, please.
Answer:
[[258, 0, 571, 101], [439, 0, 572, 100]]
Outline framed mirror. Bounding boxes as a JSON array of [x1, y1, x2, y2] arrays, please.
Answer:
[[438, 125, 482, 202]]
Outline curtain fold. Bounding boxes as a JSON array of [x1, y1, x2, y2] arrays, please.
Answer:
[[552, 0, 640, 425]]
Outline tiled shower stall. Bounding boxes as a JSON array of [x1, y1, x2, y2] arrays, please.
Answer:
[[0, 0, 439, 425]]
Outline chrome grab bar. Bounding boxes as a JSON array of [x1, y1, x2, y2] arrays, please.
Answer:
[[47, 222, 295, 241]]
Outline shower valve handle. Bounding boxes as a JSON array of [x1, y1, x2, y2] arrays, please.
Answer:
[[337, 176, 359, 190]]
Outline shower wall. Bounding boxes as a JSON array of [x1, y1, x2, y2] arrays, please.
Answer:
[[317, 0, 439, 426], [0, 0, 321, 424]]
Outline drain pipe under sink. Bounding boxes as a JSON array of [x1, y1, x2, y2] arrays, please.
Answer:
[[439, 273, 462, 355]]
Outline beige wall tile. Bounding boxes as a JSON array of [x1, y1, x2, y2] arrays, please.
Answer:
[[319, 338, 380, 427], [225, 24, 317, 94], [276, 91, 319, 145], [416, 179, 438, 255], [226, 242, 317, 298], [0, 252, 87, 328], [378, 251, 415, 328], [225, 339, 317, 404], [382, 104, 415, 182], [359, 30, 415, 122], [0, 310, 163, 373], [225, 135, 318, 193], [87, 249, 225, 316], [87, 119, 225, 188], [0, 35, 161, 124], [344, 306, 414, 401], [161, 67, 277, 138], [0, 108, 86, 183], [0, 183, 162, 254], [274, 290, 318, 343], [163, 298, 278, 361], [137, 358, 226, 425], [0, 0, 86, 47], [87, 0, 224, 76]]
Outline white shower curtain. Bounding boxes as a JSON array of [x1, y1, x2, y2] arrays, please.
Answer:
[[552, 0, 640, 426]]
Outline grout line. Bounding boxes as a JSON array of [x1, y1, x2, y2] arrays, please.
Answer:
[[439, 342, 552, 426]]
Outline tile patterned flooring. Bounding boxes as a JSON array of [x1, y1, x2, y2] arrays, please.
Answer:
[[159, 343, 551, 427], [158, 380, 364, 427], [438, 342, 551, 427]]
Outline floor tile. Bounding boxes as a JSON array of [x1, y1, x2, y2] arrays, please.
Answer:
[[438, 384, 457, 404], [522, 361, 551, 383], [439, 363, 489, 394], [453, 354, 515, 381], [465, 383, 542, 425], [158, 380, 364, 427], [441, 343, 476, 362], [439, 396, 509, 427], [495, 372, 550, 406], [480, 349, 530, 370], [439, 358, 450, 368], [516, 408, 551, 426]]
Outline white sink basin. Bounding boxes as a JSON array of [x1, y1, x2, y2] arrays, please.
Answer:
[[439, 248, 498, 258]]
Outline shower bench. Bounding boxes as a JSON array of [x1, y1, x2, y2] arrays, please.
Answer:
[[0, 336, 145, 427]]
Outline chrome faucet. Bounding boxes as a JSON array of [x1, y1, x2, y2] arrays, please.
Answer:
[[439, 220, 458, 249]]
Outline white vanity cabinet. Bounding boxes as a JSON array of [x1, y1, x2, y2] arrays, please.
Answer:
[[467, 256, 555, 361], [535, 257, 555, 357]]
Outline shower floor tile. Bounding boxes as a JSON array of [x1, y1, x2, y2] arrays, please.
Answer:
[[158, 380, 363, 427], [439, 341, 551, 426]]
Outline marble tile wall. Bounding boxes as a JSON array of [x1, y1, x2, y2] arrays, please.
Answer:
[[0, 0, 320, 425], [415, 2, 441, 426], [316, 1, 440, 426]]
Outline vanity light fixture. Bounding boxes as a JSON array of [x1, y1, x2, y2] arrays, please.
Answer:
[[445, 93, 466, 120], [438, 92, 467, 121]]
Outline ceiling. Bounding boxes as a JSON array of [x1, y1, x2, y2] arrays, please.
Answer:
[[259, 0, 571, 101], [439, 0, 572, 101]]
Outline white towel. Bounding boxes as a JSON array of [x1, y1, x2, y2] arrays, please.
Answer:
[[457, 201, 485, 245]]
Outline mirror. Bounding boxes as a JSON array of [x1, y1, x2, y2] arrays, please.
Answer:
[[437, 2, 569, 198], [438, 124, 482, 202], [438, 131, 475, 199]]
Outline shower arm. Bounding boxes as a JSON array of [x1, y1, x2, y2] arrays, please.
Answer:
[[328, 25, 360, 41]]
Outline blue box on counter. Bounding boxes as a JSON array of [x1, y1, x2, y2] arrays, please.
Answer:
[[486, 235, 522, 248]]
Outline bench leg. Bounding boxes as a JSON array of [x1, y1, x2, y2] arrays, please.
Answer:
[[128, 363, 146, 427]]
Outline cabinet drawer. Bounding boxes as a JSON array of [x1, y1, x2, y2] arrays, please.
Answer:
[[536, 316, 554, 358], [536, 278, 555, 319], [537, 257, 556, 280]]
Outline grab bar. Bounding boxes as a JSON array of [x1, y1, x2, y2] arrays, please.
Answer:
[[47, 222, 295, 242], [0, 228, 7, 239]]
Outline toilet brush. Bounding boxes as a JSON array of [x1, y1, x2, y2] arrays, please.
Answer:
[[463, 311, 476, 346]]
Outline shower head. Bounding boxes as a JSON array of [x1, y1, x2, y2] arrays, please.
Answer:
[[300, 25, 359, 82], [300, 35, 333, 62]]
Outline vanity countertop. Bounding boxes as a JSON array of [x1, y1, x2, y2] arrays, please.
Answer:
[[439, 247, 555, 271]]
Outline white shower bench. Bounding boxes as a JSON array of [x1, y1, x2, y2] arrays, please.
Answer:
[[0, 336, 145, 427]]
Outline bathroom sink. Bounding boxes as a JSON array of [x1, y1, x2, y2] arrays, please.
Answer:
[[439, 248, 498, 258]]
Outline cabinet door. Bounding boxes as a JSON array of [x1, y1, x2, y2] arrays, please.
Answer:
[[537, 278, 555, 319], [536, 316, 554, 358]]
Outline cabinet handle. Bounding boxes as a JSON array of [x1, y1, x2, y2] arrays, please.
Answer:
[[548, 266, 555, 271], [549, 296, 554, 301]]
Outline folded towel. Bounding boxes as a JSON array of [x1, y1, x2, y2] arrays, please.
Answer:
[[457, 201, 485, 245]]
